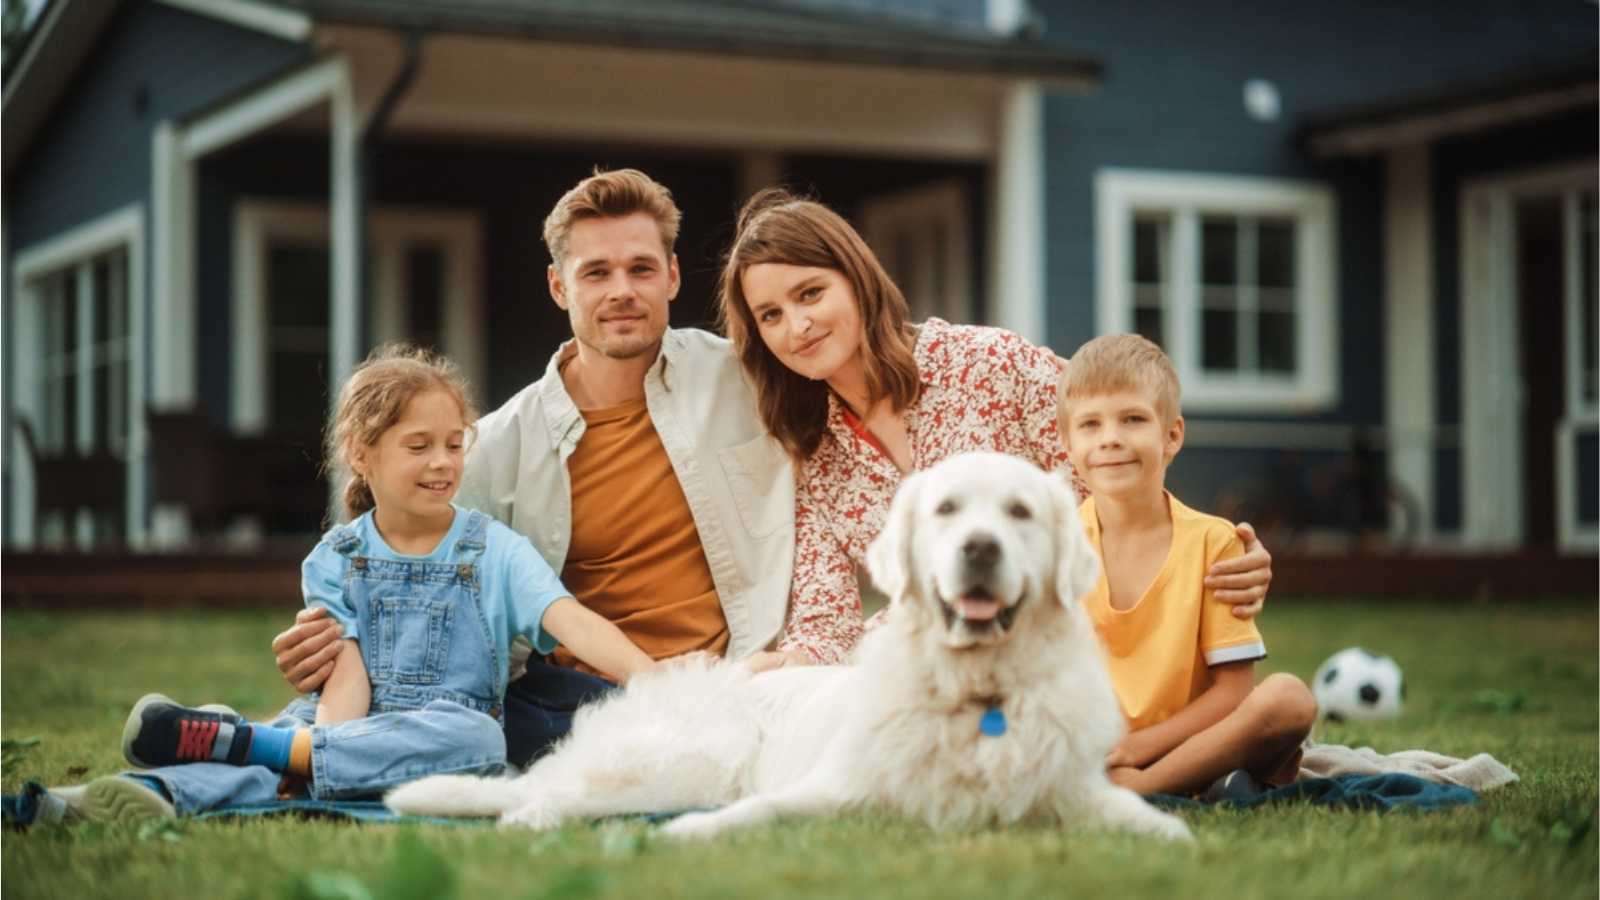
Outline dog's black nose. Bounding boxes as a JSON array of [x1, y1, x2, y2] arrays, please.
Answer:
[[962, 535, 1000, 568]]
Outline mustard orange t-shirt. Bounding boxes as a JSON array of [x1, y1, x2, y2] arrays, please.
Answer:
[[549, 397, 730, 675], [1079, 493, 1266, 731]]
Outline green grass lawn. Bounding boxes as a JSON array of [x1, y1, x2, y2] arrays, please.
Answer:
[[2, 601, 1596, 900]]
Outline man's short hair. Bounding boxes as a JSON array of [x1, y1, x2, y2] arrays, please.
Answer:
[[542, 168, 683, 268], [1059, 333, 1182, 425]]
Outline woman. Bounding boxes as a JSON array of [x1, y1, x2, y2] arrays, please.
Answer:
[[718, 189, 1272, 666]]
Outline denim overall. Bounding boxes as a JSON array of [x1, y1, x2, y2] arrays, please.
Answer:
[[135, 511, 508, 814]]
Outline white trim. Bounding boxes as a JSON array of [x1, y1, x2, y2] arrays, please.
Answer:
[[1557, 183, 1598, 555], [1205, 642, 1267, 666], [154, 0, 312, 42], [10, 204, 147, 546], [861, 179, 974, 324], [990, 81, 1044, 342], [1458, 159, 1598, 549], [232, 200, 489, 431], [151, 122, 196, 410], [1383, 145, 1436, 541], [1562, 190, 1598, 420], [182, 58, 349, 158], [1095, 168, 1339, 412], [329, 71, 360, 400], [1458, 184, 1523, 547], [1555, 417, 1599, 554], [146, 54, 356, 543]]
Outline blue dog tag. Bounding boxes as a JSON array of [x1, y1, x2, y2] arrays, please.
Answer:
[[979, 706, 1007, 737]]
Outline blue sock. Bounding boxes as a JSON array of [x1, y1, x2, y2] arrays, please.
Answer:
[[240, 724, 295, 771]]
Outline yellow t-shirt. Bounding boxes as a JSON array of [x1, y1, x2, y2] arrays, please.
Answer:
[[550, 397, 730, 675], [1079, 493, 1266, 731]]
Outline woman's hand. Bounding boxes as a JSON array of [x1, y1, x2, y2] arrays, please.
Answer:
[[742, 648, 816, 674], [655, 649, 715, 672], [272, 607, 344, 693], [1206, 521, 1272, 619]]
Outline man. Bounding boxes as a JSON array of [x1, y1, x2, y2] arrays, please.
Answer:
[[274, 169, 800, 764], [271, 168, 1274, 766]]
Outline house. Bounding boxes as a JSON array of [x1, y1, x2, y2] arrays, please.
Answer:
[[3, 0, 1595, 564]]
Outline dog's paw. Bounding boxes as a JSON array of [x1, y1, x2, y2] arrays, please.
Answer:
[[658, 810, 728, 841], [1144, 811, 1193, 843]]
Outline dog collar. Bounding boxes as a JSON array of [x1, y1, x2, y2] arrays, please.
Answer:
[[979, 706, 1007, 738]]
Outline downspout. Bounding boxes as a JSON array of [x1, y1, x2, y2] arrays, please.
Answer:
[[355, 30, 423, 340]]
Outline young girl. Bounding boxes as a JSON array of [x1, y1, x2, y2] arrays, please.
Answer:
[[61, 344, 661, 823]]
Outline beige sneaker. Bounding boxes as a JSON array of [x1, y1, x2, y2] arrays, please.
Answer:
[[81, 775, 176, 824]]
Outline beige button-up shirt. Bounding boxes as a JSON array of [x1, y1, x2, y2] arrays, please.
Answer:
[[457, 328, 795, 666]]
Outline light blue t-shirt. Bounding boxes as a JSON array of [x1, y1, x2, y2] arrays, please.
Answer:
[[300, 505, 569, 684]]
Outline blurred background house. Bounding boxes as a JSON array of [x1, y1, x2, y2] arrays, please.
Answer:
[[3, 0, 1595, 599]]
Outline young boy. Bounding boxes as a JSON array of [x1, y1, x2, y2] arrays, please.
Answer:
[[1058, 333, 1316, 798]]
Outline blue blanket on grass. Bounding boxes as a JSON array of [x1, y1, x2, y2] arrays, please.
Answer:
[[4, 773, 1477, 828]]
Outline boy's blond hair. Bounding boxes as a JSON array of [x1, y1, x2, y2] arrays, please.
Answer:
[[542, 168, 682, 269], [1058, 333, 1182, 426]]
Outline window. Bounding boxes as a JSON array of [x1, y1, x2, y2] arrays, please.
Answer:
[[233, 202, 486, 436], [11, 205, 144, 548], [1097, 170, 1338, 411]]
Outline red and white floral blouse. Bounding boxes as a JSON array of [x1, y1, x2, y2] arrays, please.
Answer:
[[776, 318, 1082, 665]]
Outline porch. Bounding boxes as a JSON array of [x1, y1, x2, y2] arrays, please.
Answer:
[[6, 6, 1094, 551]]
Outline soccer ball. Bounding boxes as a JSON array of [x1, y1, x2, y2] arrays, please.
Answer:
[[1312, 647, 1404, 722]]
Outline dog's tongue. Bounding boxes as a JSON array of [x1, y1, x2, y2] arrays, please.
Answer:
[[957, 595, 1001, 621]]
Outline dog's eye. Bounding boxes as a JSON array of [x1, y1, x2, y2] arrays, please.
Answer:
[[935, 499, 957, 515], [1007, 502, 1032, 520]]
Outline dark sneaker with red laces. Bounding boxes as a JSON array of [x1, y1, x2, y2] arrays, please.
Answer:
[[121, 693, 249, 768]]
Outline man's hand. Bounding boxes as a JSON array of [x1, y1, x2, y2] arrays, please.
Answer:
[[1206, 521, 1272, 618], [272, 607, 344, 693], [742, 648, 816, 674]]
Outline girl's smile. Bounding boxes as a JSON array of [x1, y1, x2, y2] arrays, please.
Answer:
[[352, 388, 467, 541]]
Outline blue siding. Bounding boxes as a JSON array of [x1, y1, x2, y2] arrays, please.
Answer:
[[1034, 0, 1595, 538], [1035, 0, 1595, 374], [6, 1, 306, 249], [3, 0, 305, 540]]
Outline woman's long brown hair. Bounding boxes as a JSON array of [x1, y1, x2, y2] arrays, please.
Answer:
[[717, 189, 920, 461]]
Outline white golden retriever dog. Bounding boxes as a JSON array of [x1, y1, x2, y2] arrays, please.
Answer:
[[387, 452, 1190, 841]]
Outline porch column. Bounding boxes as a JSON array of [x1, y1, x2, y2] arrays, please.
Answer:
[[991, 80, 1045, 344], [329, 67, 361, 402], [1383, 143, 1436, 542], [150, 121, 195, 544]]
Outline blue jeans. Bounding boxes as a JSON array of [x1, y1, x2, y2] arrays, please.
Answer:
[[503, 660, 618, 768], [137, 697, 505, 815]]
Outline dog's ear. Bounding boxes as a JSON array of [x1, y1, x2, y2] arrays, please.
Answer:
[[1052, 474, 1101, 606], [866, 469, 923, 603]]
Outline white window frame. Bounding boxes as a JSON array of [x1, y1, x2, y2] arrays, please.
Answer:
[[10, 204, 147, 547], [1095, 169, 1339, 412], [1557, 178, 1597, 553], [861, 179, 974, 324], [232, 199, 487, 435]]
